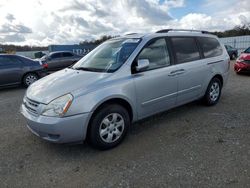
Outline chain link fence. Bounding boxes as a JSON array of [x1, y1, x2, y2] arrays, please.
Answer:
[[219, 35, 250, 53]]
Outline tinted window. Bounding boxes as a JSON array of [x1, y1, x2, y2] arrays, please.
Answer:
[[62, 52, 73, 57], [138, 38, 170, 70], [50, 53, 62, 59], [0, 56, 20, 66], [171, 37, 200, 63], [198, 37, 222, 58]]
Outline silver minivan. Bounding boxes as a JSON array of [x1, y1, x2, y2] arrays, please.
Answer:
[[21, 29, 230, 149]]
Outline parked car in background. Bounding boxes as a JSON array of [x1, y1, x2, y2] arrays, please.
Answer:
[[0, 54, 47, 88], [234, 47, 250, 73], [225, 45, 238, 60], [41, 51, 82, 71], [21, 30, 230, 149]]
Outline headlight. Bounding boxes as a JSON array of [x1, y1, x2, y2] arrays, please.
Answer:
[[42, 94, 73, 117]]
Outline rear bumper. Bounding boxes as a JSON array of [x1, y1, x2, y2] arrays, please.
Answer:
[[21, 104, 92, 143]]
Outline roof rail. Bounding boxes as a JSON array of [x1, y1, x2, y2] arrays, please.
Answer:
[[156, 29, 210, 34]]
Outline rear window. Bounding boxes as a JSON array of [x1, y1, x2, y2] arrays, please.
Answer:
[[198, 37, 222, 58], [171, 37, 200, 64]]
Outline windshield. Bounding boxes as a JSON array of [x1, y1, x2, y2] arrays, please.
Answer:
[[73, 38, 141, 73], [244, 47, 250, 53]]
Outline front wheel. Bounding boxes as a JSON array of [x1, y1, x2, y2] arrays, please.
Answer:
[[88, 104, 130, 150], [203, 78, 222, 106], [23, 73, 39, 88]]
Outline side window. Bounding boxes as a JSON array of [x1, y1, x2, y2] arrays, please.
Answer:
[[0, 57, 5, 66], [51, 53, 62, 59], [198, 37, 223, 58], [0, 57, 19, 66], [62, 52, 73, 57], [137, 38, 170, 70], [171, 37, 200, 64]]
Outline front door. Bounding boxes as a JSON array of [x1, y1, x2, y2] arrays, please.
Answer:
[[132, 38, 178, 119]]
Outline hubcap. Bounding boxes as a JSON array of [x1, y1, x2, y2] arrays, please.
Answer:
[[209, 82, 220, 102], [99, 113, 124, 143], [26, 75, 37, 86]]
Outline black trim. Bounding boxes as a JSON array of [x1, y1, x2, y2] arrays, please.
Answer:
[[195, 37, 205, 59]]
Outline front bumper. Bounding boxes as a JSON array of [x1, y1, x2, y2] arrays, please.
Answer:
[[21, 104, 91, 143], [234, 66, 250, 73]]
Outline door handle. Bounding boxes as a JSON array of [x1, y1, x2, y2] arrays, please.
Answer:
[[168, 69, 186, 76]]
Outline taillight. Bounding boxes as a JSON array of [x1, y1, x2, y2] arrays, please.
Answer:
[[42, 63, 48, 69]]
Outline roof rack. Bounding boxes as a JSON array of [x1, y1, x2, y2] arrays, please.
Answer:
[[156, 29, 210, 34]]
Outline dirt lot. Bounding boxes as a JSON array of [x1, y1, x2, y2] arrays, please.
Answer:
[[0, 61, 250, 187]]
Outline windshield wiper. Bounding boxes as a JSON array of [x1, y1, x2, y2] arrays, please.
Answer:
[[72, 67, 99, 72]]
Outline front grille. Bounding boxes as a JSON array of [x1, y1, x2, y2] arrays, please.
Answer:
[[23, 97, 40, 115], [243, 60, 250, 64]]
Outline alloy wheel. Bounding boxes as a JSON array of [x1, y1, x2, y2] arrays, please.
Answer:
[[209, 82, 220, 102], [99, 113, 125, 143], [25, 75, 38, 86]]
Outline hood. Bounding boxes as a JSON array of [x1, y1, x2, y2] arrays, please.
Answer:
[[239, 53, 250, 61], [26, 68, 110, 104]]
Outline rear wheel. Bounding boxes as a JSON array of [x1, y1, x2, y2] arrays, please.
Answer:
[[88, 104, 130, 150], [203, 78, 222, 106], [23, 73, 38, 88]]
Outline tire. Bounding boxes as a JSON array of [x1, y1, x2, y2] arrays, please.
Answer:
[[23, 73, 39, 88], [203, 78, 222, 106], [88, 104, 130, 150]]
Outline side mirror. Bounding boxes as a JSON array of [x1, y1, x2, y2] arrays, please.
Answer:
[[136, 59, 149, 72]]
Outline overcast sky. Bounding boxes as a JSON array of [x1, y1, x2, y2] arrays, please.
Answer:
[[0, 0, 249, 46]]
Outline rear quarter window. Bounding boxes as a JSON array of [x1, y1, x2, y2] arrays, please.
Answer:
[[198, 37, 223, 58]]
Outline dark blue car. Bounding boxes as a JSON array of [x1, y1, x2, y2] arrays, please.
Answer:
[[0, 54, 47, 88], [225, 45, 238, 60]]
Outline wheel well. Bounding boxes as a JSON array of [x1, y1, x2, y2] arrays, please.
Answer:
[[22, 72, 39, 82], [213, 74, 223, 86], [86, 98, 133, 141], [92, 98, 133, 121]]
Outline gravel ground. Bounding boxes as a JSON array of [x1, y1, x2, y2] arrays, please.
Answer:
[[0, 61, 250, 188]]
